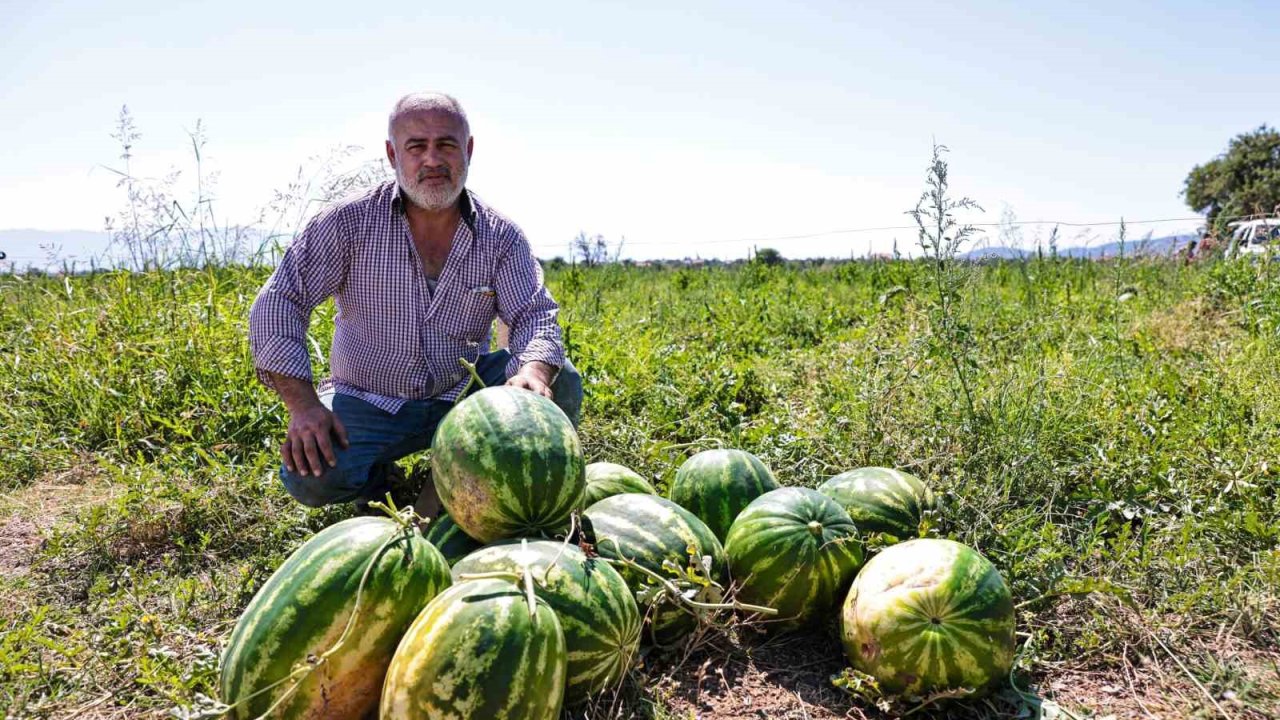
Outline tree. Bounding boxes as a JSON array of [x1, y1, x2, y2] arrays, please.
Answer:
[[571, 232, 623, 266], [753, 247, 783, 266], [1184, 125, 1280, 225]]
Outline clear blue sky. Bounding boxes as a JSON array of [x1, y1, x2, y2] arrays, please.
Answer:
[[2, 0, 1277, 260]]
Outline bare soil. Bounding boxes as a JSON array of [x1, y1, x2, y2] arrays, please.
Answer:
[[632, 630, 1279, 720], [0, 460, 115, 607]]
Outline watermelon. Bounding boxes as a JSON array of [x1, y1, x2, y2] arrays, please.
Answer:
[[817, 467, 935, 540], [432, 386, 586, 543], [451, 540, 641, 704], [581, 462, 656, 508], [422, 510, 482, 566], [219, 516, 451, 719], [668, 449, 779, 541], [582, 493, 726, 645], [724, 487, 864, 629], [840, 538, 1015, 696], [381, 577, 567, 720]]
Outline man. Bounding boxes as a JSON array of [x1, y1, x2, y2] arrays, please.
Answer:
[[248, 92, 580, 514]]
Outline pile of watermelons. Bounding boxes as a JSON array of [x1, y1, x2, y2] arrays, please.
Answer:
[[217, 386, 1016, 718]]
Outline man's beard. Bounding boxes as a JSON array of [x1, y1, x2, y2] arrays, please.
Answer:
[[397, 162, 467, 212]]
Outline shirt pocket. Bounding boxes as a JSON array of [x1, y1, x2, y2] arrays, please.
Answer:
[[444, 284, 498, 342]]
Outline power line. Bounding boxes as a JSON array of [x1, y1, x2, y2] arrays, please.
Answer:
[[2, 213, 1231, 259], [530, 214, 1211, 250]]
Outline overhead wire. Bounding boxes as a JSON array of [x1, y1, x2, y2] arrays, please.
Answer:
[[528, 214, 1214, 251]]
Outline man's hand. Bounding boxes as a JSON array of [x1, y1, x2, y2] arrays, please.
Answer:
[[282, 403, 349, 477], [267, 372, 350, 477], [506, 360, 556, 400]]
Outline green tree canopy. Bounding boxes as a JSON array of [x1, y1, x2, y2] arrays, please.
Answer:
[[753, 247, 784, 266], [1184, 125, 1280, 225]]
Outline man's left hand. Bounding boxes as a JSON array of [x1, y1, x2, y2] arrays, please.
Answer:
[[506, 360, 556, 399]]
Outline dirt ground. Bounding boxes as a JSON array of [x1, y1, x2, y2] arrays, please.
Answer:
[[636, 630, 1279, 720]]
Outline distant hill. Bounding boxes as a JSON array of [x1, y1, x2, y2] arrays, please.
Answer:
[[2, 228, 1203, 272], [962, 233, 1197, 260], [0, 228, 276, 271], [0, 229, 113, 268]]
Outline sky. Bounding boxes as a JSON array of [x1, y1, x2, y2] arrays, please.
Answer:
[[1, 0, 1277, 262]]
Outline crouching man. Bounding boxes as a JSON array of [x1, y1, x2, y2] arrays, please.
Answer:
[[248, 92, 581, 515]]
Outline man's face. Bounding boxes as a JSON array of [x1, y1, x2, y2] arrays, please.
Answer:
[[386, 109, 473, 212]]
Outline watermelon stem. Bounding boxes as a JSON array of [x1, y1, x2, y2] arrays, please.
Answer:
[[522, 563, 538, 619], [594, 536, 778, 616], [365, 492, 423, 530], [543, 513, 578, 585], [456, 357, 487, 396], [454, 541, 544, 620]]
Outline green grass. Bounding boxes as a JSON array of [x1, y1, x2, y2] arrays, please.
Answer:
[[1, 256, 1278, 718]]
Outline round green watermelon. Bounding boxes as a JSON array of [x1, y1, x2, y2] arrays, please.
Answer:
[[219, 516, 451, 719], [432, 386, 586, 543], [818, 467, 935, 539], [724, 487, 864, 629], [582, 493, 726, 646], [581, 462, 656, 508], [382, 577, 567, 719], [452, 539, 641, 704], [668, 449, 779, 541], [422, 510, 482, 566], [840, 538, 1015, 696]]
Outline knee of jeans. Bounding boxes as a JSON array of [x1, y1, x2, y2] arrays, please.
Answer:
[[279, 464, 361, 507], [552, 359, 584, 426]]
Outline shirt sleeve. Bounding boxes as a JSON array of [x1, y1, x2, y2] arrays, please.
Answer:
[[494, 224, 565, 379], [248, 206, 351, 389]]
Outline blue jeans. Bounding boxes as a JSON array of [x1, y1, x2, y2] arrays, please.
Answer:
[[280, 350, 583, 507]]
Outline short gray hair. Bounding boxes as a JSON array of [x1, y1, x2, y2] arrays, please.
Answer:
[[387, 93, 469, 141]]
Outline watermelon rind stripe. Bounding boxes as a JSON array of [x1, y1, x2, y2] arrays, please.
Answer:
[[725, 488, 864, 629], [432, 387, 585, 543], [219, 516, 451, 720], [380, 577, 567, 719], [582, 493, 726, 645], [422, 510, 482, 566], [668, 449, 779, 541], [818, 467, 935, 539], [840, 538, 1015, 696], [450, 540, 641, 704], [580, 462, 657, 508]]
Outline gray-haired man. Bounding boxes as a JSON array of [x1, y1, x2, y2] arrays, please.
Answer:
[[248, 92, 581, 513]]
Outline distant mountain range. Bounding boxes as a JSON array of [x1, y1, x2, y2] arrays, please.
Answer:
[[0, 228, 274, 271], [0, 229, 114, 268], [2, 228, 1202, 271], [961, 234, 1197, 260]]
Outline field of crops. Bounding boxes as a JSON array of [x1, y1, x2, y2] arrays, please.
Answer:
[[1, 255, 1278, 718]]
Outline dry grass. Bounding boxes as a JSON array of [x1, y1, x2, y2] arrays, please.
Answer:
[[0, 458, 115, 589]]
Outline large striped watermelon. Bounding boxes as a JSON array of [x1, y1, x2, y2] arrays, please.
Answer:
[[432, 386, 586, 543], [422, 510, 481, 566], [840, 538, 1015, 696], [818, 467, 935, 539], [668, 449, 779, 541], [582, 493, 726, 646], [580, 462, 656, 508], [381, 577, 567, 719], [219, 516, 451, 719], [451, 540, 641, 704], [724, 488, 864, 629]]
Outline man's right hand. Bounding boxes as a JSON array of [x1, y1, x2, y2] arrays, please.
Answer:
[[265, 372, 351, 478], [283, 403, 350, 477]]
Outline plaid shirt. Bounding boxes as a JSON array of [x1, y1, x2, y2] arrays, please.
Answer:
[[248, 182, 565, 413]]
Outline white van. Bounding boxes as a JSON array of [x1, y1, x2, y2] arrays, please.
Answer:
[[1229, 218, 1280, 256]]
